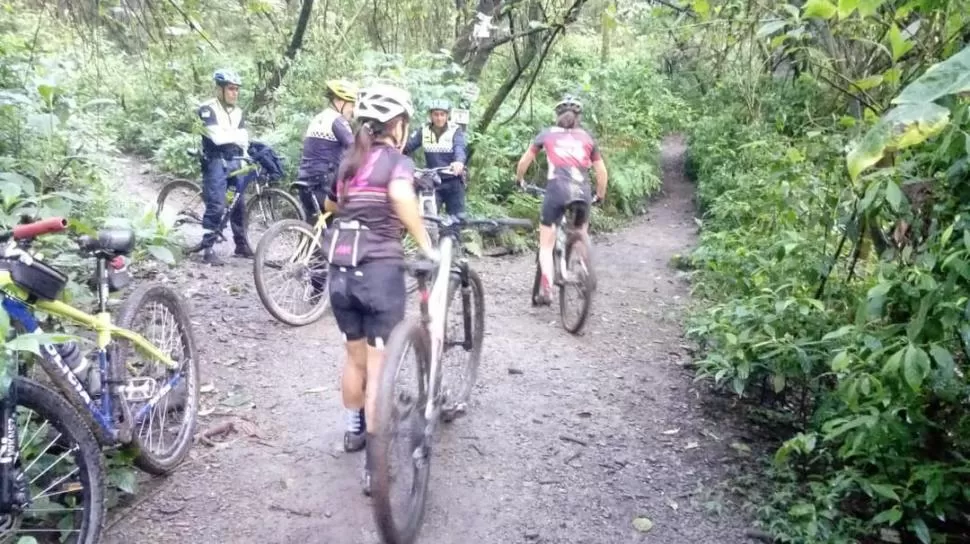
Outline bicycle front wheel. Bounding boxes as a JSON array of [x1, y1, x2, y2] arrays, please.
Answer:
[[371, 319, 432, 544], [244, 187, 305, 246], [559, 233, 595, 334], [1, 377, 105, 544], [253, 218, 331, 326], [115, 284, 200, 475]]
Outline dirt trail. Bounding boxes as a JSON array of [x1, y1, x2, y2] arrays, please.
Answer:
[[103, 135, 753, 543]]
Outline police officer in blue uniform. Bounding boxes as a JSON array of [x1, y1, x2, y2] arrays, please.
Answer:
[[296, 79, 358, 223], [403, 99, 468, 215], [194, 68, 253, 266]]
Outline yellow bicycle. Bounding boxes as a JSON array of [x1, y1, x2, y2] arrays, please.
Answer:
[[253, 181, 333, 326], [0, 217, 199, 542]]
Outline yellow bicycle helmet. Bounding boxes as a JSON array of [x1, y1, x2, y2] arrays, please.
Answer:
[[326, 80, 358, 102]]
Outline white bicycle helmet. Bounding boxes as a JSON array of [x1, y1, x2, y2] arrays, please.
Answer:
[[354, 84, 414, 124], [555, 95, 583, 115]]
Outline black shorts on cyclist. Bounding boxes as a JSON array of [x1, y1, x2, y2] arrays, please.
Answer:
[[323, 144, 415, 346]]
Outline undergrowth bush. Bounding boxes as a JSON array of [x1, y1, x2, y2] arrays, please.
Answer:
[[682, 46, 970, 544]]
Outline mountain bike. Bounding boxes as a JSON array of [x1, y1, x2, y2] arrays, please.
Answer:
[[252, 180, 333, 327], [155, 148, 304, 254], [370, 213, 533, 544], [0, 217, 200, 542], [522, 183, 599, 334]]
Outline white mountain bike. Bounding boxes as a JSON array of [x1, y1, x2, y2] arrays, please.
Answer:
[[370, 212, 533, 544]]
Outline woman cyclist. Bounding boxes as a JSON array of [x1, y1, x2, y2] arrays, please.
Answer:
[[514, 95, 608, 305], [323, 83, 436, 494], [295, 79, 358, 223]]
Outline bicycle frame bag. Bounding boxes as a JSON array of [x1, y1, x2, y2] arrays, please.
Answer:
[[1, 256, 68, 301]]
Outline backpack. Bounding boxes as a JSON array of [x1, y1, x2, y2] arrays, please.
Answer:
[[248, 141, 286, 182]]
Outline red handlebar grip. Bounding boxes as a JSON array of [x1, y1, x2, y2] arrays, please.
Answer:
[[12, 217, 68, 240]]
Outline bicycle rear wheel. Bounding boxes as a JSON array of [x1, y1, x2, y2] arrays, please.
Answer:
[[114, 284, 200, 475], [245, 187, 305, 247], [1, 377, 105, 544], [253, 219, 331, 326], [559, 233, 595, 334], [155, 179, 205, 252], [371, 319, 432, 544]]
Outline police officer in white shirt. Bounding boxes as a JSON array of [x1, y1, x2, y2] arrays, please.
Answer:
[[403, 99, 469, 215], [194, 69, 253, 266]]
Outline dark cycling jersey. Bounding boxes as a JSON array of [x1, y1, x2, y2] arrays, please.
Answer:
[[530, 127, 601, 185], [297, 108, 354, 183], [331, 143, 415, 264]]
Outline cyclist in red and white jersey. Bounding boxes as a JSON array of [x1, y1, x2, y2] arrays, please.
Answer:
[[514, 96, 608, 304]]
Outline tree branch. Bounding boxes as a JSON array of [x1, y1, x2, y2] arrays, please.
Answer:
[[649, 0, 697, 18], [481, 24, 551, 51], [499, 26, 562, 126]]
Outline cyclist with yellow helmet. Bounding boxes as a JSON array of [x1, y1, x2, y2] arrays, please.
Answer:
[[295, 79, 358, 222]]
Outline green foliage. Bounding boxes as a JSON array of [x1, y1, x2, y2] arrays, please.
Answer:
[[677, 6, 970, 536]]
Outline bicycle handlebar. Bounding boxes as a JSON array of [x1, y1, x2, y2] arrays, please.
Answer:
[[416, 166, 457, 176], [519, 182, 602, 205], [520, 183, 545, 196], [422, 213, 534, 231], [0, 217, 69, 243]]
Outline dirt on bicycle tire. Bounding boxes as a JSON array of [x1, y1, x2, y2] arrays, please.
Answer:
[[103, 136, 762, 543]]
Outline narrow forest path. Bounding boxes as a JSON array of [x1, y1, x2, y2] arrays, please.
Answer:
[[102, 135, 754, 543]]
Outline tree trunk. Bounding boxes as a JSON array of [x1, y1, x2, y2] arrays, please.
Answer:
[[251, 0, 315, 112], [451, 0, 503, 81]]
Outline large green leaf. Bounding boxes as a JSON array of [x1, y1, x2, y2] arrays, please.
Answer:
[[804, 0, 837, 19], [856, 0, 886, 16], [885, 180, 903, 212], [756, 20, 787, 39], [887, 24, 914, 62], [903, 344, 930, 391], [692, 0, 710, 17], [894, 46, 970, 104], [846, 103, 950, 180], [838, 0, 859, 18]]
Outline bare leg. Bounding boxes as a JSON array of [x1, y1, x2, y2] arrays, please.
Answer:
[[538, 224, 556, 300], [341, 339, 368, 409]]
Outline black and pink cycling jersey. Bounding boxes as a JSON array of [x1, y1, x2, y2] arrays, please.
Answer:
[[331, 143, 415, 264], [529, 127, 602, 186]]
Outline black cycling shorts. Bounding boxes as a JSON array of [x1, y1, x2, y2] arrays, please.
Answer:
[[540, 182, 591, 227], [328, 261, 406, 346]]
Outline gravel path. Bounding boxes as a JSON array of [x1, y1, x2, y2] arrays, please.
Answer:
[[102, 135, 754, 543]]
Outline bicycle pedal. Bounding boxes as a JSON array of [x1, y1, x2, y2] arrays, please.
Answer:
[[121, 377, 158, 402]]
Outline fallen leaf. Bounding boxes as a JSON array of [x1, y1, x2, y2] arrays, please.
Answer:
[[302, 386, 327, 394], [685, 441, 699, 450], [730, 442, 751, 455], [632, 516, 654, 533]]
